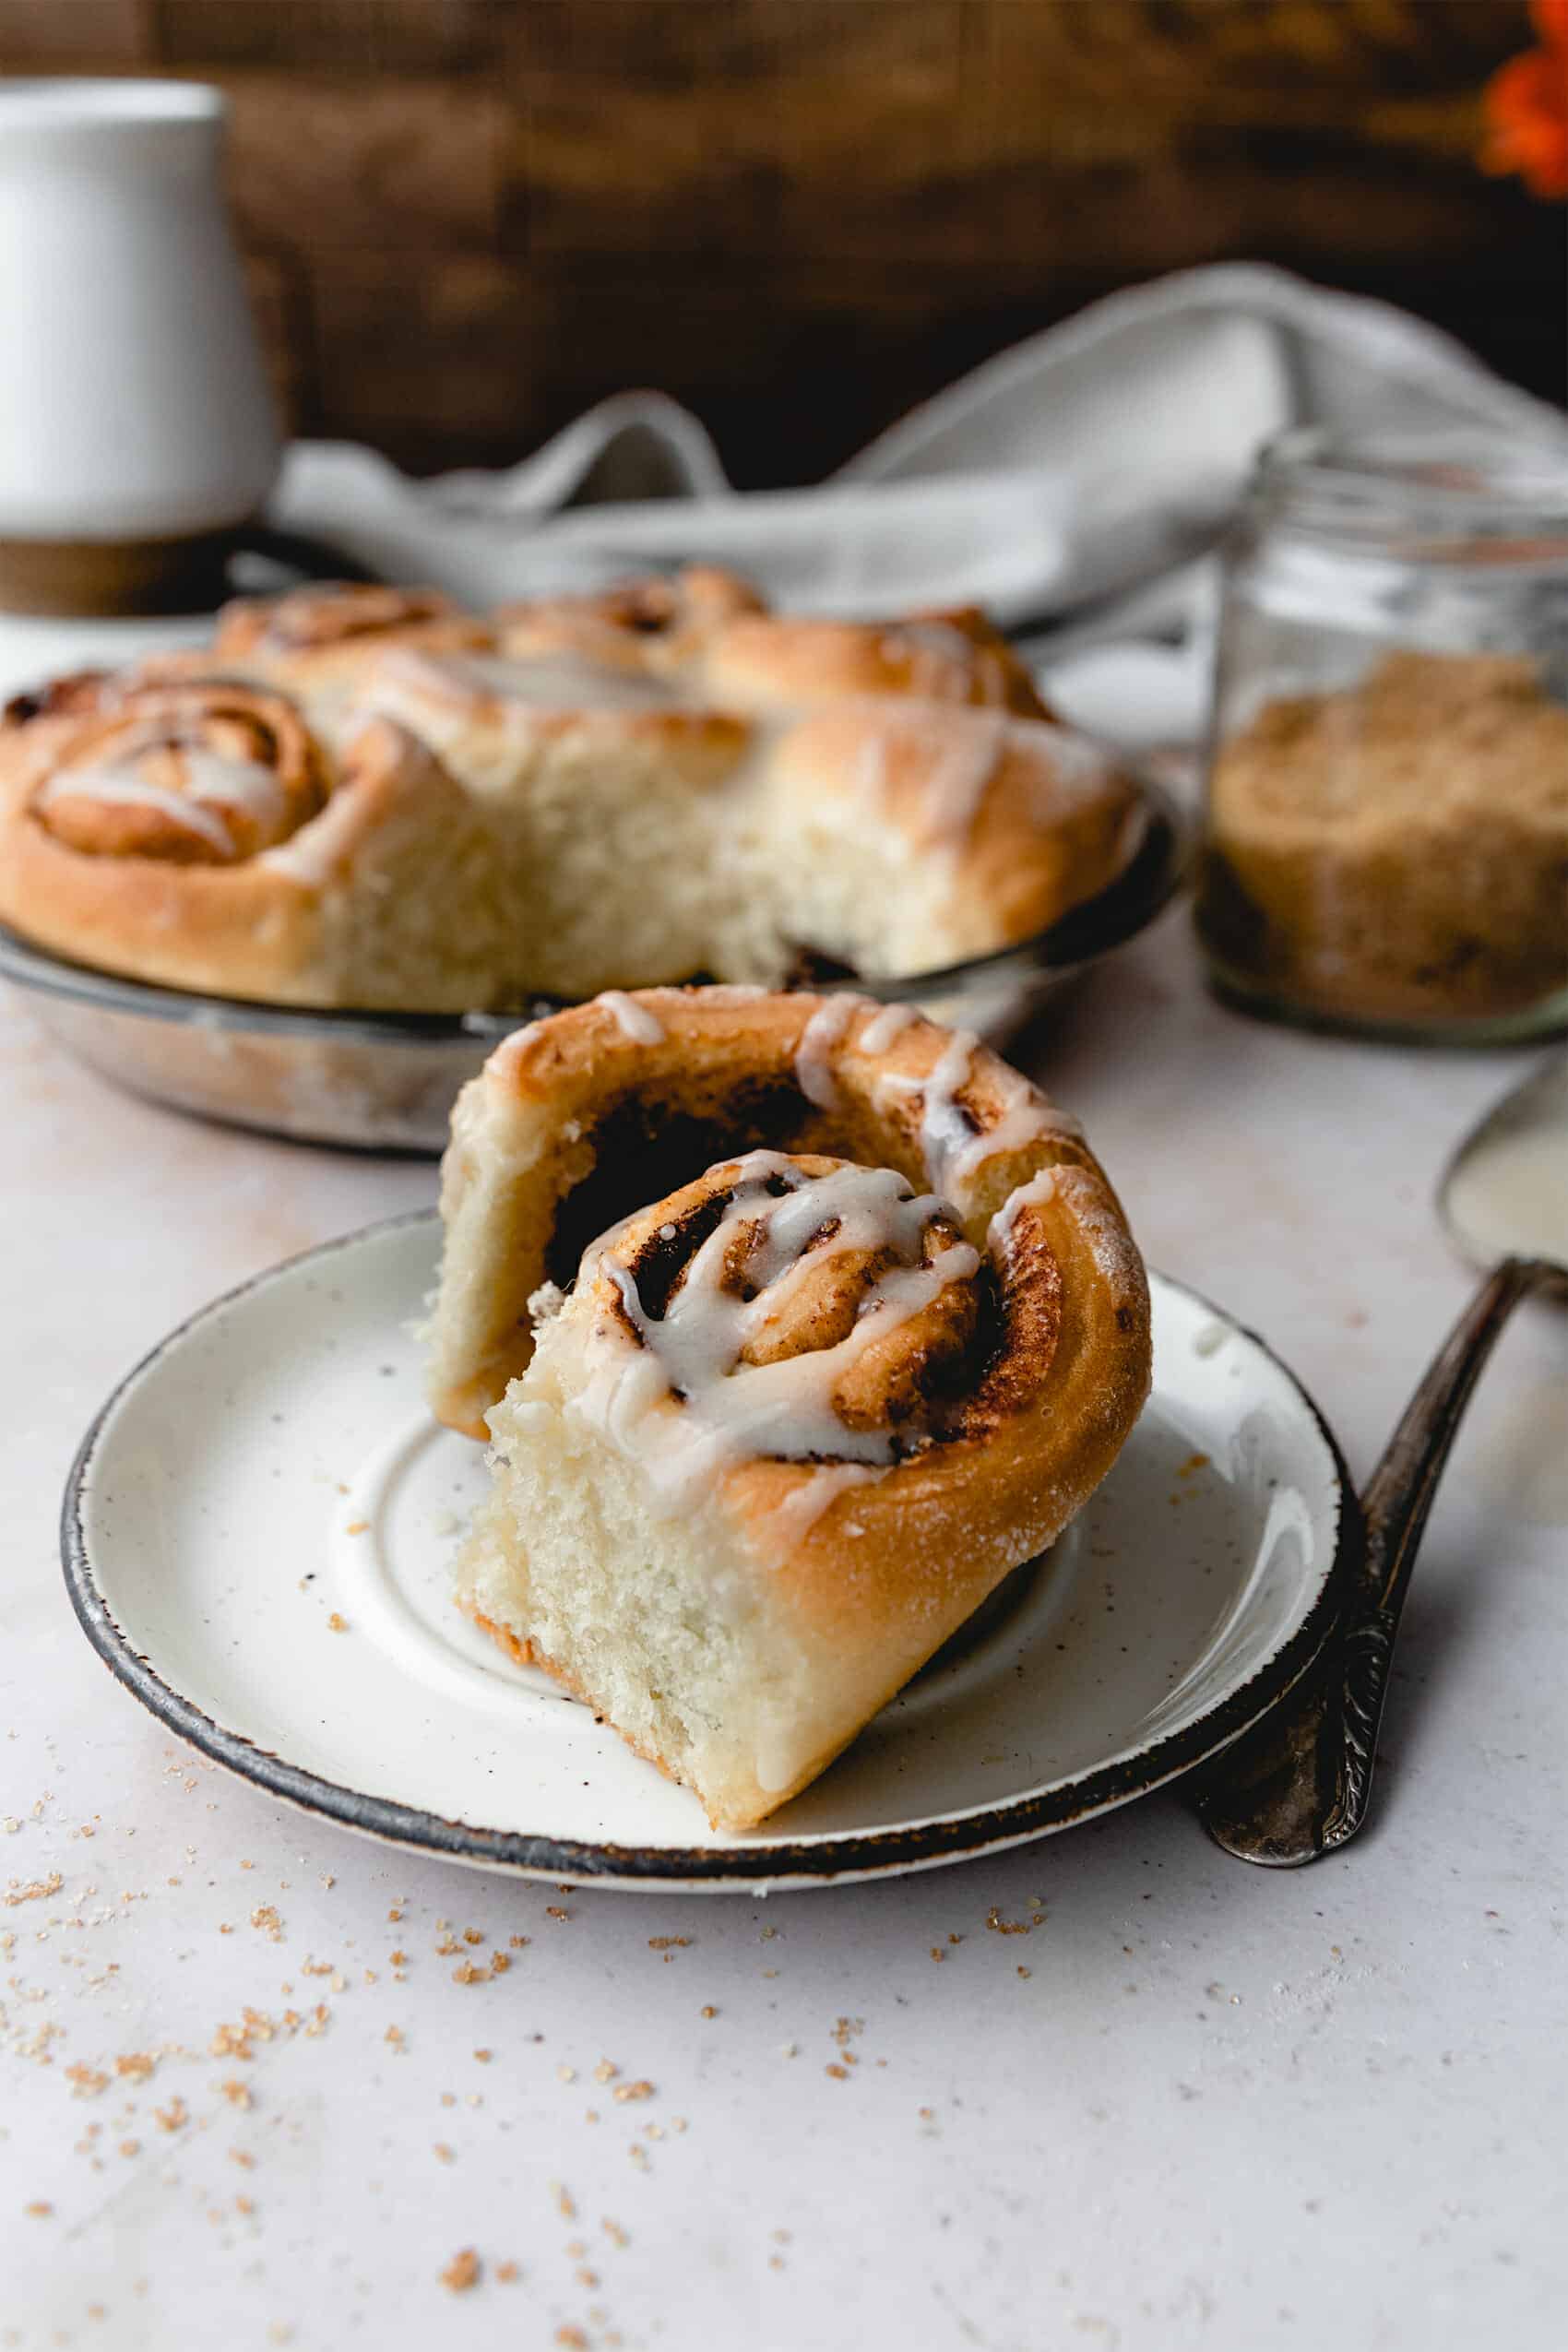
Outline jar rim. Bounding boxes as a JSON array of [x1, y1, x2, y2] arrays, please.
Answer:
[[1254, 424, 1568, 528]]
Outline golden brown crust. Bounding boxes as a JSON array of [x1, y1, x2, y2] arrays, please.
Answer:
[[493, 566, 1050, 718], [701, 607, 1051, 719], [491, 565, 767, 674], [767, 701, 1140, 957], [206, 582, 495, 692]]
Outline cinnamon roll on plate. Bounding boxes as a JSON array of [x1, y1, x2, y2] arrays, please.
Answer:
[[430, 987, 1150, 1830]]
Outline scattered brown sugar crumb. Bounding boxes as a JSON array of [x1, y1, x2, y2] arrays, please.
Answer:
[[439, 2248, 481, 2295], [219, 2079, 253, 2108], [452, 1962, 490, 1985], [826, 2063, 849, 2081], [602, 2218, 629, 2248], [495, 2260, 520, 2284], [235, 2195, 255, 2215], [115, 2053, 156, 2084], [434, 2144, 455, 2164], [386, 1907, 403, 1922], [119, 2140, 140, 2157], [647, 1937, 690, 1951], [250, 1905, 283, 1941], [612, 2081, 653, 2105], [576, 2268, 600, 2289], [326, 1614, 349, 1633], [546, 1906, 571, 1921], [65, 2063, 110, 2098], [462, 1928, 485, 1945], [552, 2183, 576, 2220], [154, 2097, 188, 2133], [593, 2060, 618, 2085], [5, 1871, 63, 1906], [556, 2329, 588, 2349], [985, 1906, 1030, 1935], [699, 2005, 718, 2020], [473, 2049, 493, 2064], [344, 1520, 369, 1536], [229, 2149, 255, 2170], [1177, 1453, 1210, 1479], [489, 1952, 510, 1978], [24, 2202, 53, 2218], [1017, 1966, 1032, 1978], [384, 2025, 405, 2049], [929, 1947, 946, 1962]]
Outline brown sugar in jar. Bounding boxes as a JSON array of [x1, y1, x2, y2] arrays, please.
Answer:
[[1202, 650, 1568, 1030], [1197, 430, 1568, 1043]]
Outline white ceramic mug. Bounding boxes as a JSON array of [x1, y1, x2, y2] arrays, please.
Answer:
[[0, 79, 280, 612]]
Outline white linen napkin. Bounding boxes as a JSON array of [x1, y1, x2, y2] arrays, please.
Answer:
[[267, 265, 1565, 750], [4, 267, 1561, 743]]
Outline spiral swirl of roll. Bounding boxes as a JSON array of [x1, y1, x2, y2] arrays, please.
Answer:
[[30, 682, 331, 865]]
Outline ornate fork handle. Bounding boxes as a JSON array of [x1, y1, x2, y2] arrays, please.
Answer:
[[1197, 1255, 1559, 1867]]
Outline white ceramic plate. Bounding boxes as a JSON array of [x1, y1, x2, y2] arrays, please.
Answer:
[[64, 1214, 1355, 1892]]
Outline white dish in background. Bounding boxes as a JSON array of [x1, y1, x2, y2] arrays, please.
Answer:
[[64, 1213, 1353, 1891]]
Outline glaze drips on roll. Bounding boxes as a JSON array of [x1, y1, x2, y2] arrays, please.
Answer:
[[30, 683, 329, 864], [434, 987, 1151, 1830]]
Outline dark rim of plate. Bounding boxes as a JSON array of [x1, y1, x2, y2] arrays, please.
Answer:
[[59, 1210, 1360, 1890], [0, 778, 1186, 1047]]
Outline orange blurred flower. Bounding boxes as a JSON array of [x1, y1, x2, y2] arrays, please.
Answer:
[[1481, 0, 1568, 196]]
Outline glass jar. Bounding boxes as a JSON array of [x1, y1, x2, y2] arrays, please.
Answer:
[[1196, 428, 1568, 1043]]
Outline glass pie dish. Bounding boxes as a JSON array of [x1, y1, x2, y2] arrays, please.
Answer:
[[0, 775, 1184, 1153]]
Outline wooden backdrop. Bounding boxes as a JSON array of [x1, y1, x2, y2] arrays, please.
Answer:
[[3, 1, 1562, 481]]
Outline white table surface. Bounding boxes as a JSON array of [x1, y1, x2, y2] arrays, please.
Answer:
[[2, 727, 1564, 2349]]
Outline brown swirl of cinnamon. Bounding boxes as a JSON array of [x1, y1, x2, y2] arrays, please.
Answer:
[[32, 683, 330, 865], [493, 565, 766, 672], [575, 1150, 991, 1506], [216, 582, 481, 659]]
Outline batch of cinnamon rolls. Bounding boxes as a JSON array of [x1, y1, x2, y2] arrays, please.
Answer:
[[0, 569, 1140, 1007], [0, 572, 1152, 1828]]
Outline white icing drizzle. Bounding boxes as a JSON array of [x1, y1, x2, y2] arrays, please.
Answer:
[[570, 1151, 978, 1515], [880, 618, 976, 683], [858, 1001, 920, 1056], [39, 766, 233, 855], [880, 1029, 1067, 1189], [1010, 715, 1120, 797], [598, 990, 666, 1046], [373, 647, 675, 714], [793, 995, 857, 1109], [762, 1462, 886, 1559], [987, 1167, 1058, 1255], [851, 709, 1007, 847], [916, 714, 1007, 845], [39, 737, 289, 860]]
